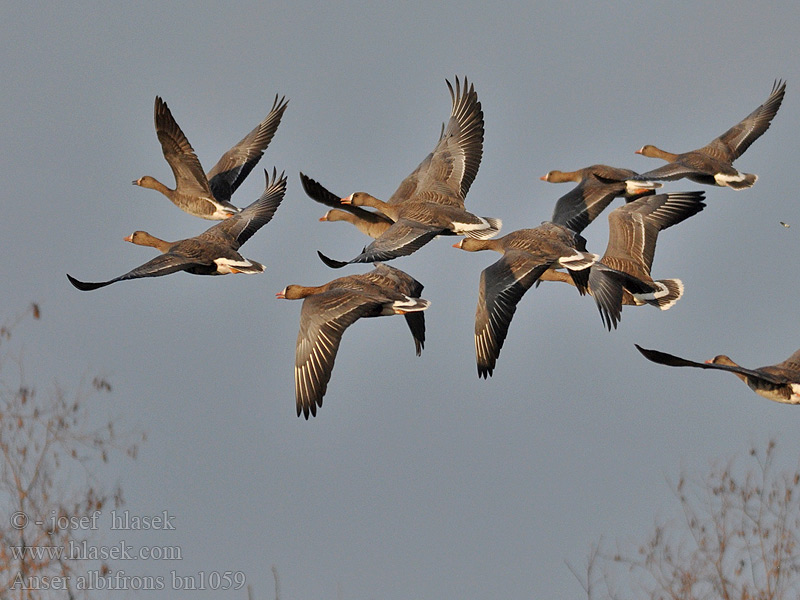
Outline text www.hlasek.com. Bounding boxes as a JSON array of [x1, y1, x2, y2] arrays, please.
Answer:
[[11, 540, 182, 562]]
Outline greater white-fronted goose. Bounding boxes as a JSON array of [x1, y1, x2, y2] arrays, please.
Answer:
[[635, 344, 800, 405], [133, 94, 288, 219], [542, 165, 662, 234], [277, 264, 430, 418], [634, 80, 786, 190], [300, 172, 392, 238], [318, 77, 500, 267], [68, 169, 287, 290], [540, 191, 706, 329], [454, 222, 598, 378]]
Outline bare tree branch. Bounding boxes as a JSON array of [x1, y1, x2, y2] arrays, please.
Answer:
[[0, 306, 142, 599], [577, 440, 800, 600]]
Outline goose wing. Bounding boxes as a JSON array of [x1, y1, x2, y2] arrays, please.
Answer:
[[294, 288, 385, 418], [206, 95, 288, 202], [67, 253, 202, 291], [388, 77, 484, 208], [474, 251, 549, 378]]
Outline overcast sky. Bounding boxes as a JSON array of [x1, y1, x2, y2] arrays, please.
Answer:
[[4, 1, 800, 598]]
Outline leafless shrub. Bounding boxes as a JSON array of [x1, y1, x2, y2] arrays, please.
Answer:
[[574, 440, 800, 600], [0, 305, 143, 599]]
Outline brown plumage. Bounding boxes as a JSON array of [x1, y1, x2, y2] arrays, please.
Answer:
[[68, 170, 287, 290], [542, 164, 661, 234], [634, 80, 786, 189], [133, 94, 288, 219], [541, 191, 706, 329], [318, 77, 501, 267], [635, 345, 800, 405], [277, 264, 429, 418], [300, 172, 393, 238], [454, 223, 597, 378]]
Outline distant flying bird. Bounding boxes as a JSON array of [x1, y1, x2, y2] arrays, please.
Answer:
[[780, 221, 791, 228], [133, 94, 288, 219], [68, 169, 286, 291], [635, 344, 800, 405], [454, 222, 598, 378], [541, 164, 662, 234], [300, 172, 393, 238], [540, 191, 706, 330], [277, 264, 430, 418], [318, 77, 500, 268], [634, 79, 786, 189]]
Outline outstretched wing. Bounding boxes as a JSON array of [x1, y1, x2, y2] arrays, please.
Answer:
[[474, 252, 549, 378], [699, 79, 786, 162], [551, 179, 623, 234], [204, 169, 287, 248], [294, 290, 382, 418], [318, 219, 441, 267], [634, 344, 787, 385], [153, 96, 212, 196], [604, 191, 705, 275], [67, 253, 200, 291], [207, 94, 289, 202], [300, 172, 393, 232], [388, 77, 484, 208]]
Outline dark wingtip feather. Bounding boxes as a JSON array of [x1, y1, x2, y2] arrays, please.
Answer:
[[634, 344, 692, 367], [67, 273, 107, 292], [317, 250, 349, 269], [634, 344, 662, 361]]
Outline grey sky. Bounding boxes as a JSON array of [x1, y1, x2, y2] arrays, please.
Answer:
[[4, 1, 800, 598]]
